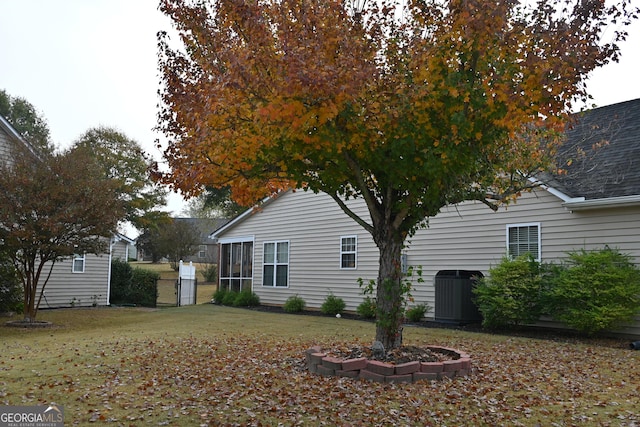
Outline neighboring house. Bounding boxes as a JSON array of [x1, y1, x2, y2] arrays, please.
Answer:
[[136, 217, 228, 263], [111, 233, 136, 261], [212, 99, 640, 336], [0, 114, 39, 161], [1, 114, 121, 309]]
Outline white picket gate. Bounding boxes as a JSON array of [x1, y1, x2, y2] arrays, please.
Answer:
[[177, 260, 197, 306]]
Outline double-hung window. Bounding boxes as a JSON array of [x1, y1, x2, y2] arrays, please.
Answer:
[[507, 223, 541, 261], [340, 236, 357, 269], [72, 254, 85, 273], [198, 245, 206, 258], [263, 241, 289, 287]]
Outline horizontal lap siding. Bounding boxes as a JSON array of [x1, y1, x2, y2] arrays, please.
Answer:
[[219, 190, 379, 311], [407, 190, 640, 336], [405, 198, 510, 309], [37, 254, 111, 309], [218, 189, 640, 336], [0, 129, 13, 161], [111, 242, 129, 261]]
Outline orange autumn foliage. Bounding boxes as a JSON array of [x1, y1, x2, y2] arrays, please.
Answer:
[[156, 0, 637, 348]]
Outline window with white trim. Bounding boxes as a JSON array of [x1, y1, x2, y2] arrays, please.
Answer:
[[72, 254, 85, 273], [219, 240, 253, 292], [507, 223, 541, 261], [263, 241, 289, 287], [340, 236, 357, 269], [198, 245, 207, 258]]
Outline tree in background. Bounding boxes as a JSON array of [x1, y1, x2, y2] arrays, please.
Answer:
[[161, 220, 200, 271], [0, 145, 125, 322], [183, 186, 245, 219], [136, 218, 199, 270], [0, 89, 55, 155], [73, 127, 168, 231], [136, 211, 173, 263], [157, 0, 638, 348]]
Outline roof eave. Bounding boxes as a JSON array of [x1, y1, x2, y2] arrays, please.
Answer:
[[208, 194, 281, 240], [527, 177, 576, 203], [562, 194, 640, 211], [0, 114, 42, 159]]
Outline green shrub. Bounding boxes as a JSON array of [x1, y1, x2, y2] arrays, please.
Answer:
[[321, 293, 346, 315], [550, 247, 640, 335], [405, 303, 430, 322], [130, 268, 160, 308], [283, 295, 306, 313], [212, 288, 227, 304], [202, 264, 218, 282], [222, 290, 238, 306], [109, 259, 133, 305], [109, 260, 159, 307], [233, 289, 260, 307], [356, 296, 376, 319], [0, 258, 22, 313], [473, 254, 545, 329]]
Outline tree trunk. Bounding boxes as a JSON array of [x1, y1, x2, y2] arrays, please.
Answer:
[[23, 276, 36, 322], [374, 237, 405, 349]]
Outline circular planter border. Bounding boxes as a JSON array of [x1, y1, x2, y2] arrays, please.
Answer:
[[306, 345, 471, 383], [5, 320, 54, 328]]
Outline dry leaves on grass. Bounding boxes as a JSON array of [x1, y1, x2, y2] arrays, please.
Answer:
[[326, 344, 451, 364], [4, 332, 639, 426]]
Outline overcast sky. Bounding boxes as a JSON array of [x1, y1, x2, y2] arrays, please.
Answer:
[[1, 0, 639, 217]]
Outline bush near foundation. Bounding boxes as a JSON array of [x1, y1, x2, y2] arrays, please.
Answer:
[[550, 247, 640, 335], [222, 290, 238, 306], [321, 293, 346, 315], [473, 254, 545, 329], [405, 303, 430, 322], [284, 295, 306, 313], [356, 296, 377, 319], [232, 289, 260, 307]]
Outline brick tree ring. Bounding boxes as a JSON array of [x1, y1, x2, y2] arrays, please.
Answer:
[[305, 345, 472, 384]]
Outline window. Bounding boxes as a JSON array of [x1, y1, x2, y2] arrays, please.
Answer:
[[340, 236, 357, 269], [72, 254, 85, 273], [198, 245, 206, 258], [507, 223, 541, 261], [219, 240, 253, 292], [263, 241, 289, 287]]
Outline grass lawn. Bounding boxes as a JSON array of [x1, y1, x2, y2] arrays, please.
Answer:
[[1, 305, 639, 426]]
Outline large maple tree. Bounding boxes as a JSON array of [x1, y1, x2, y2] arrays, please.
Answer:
[[156, 0, 637, 348]]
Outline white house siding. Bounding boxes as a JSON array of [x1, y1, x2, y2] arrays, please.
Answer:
[[111, 241, 130, 261], [218, 187, 640, 336], [1, 115, 22, 163], [406, 189, 640, 337], [0, 125, 12, 160], [219, 190, 380, 311], [37, 253, 111, 309]]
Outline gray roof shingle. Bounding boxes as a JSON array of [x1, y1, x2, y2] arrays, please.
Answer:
[[550, 98, 640, 199]]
